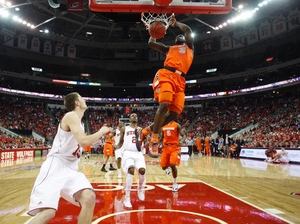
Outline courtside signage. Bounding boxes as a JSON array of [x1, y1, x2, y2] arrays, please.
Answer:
[[240, 147, 300, 163]]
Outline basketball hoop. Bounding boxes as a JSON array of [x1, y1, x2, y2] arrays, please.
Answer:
[[141, 12, 174, 31]]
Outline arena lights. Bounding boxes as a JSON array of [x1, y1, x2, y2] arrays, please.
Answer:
[[214, 0, 273, 31], [206, 68, 217, 73], [1, 77, 299, 103], [0, 0, 35, 29], [52, 79, 101, 86], [0, 0, 12, 7], [148, 79, 197, 86], [31, 67, 43, 72]]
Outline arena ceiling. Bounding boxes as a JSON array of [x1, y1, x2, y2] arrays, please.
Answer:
[[2, 0, 297, 43], [0, 0, 298, 60]]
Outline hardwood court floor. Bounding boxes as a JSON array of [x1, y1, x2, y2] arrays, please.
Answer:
[[0, 154, 299, 224]]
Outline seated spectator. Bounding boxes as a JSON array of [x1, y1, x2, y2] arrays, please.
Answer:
[[229, 143, 237, 158], [272, 147, 289, 163]]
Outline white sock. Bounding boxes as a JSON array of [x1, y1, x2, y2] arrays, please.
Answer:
[[173, 177, 177, 184], [125, 174, 133, 196], [138, 173, 145, 189], [118, 169, 121, 174]]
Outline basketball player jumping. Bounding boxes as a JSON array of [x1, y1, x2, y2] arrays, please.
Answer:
[[140, 17, 194, 158]]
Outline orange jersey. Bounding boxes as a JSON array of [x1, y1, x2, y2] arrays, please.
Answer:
[[164, 43, 194, 75], [195, 137, 202, 151], [105, 138, 114, 145], [204, 137, 211, 155], [162, 122, 180, 145], [84, 145, 91, 153], [204, 137, 210, 148], [161, 122, 181, 167], [103, 135, 115, 156]]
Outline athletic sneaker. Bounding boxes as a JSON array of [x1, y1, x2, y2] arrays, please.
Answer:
[[101, 167, 108, 172], [165, 167, 171, 175], [140, 127, 152, 146], [138, 189, 145, 201], [123, 196, 132, 208], [117, 172, 122, 179], [172, 183, 178, 192], [148, 139, 159, 158], [109, 166, 117, 171]]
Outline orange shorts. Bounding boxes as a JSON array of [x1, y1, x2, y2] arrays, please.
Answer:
[[160, 144, 181, 167], [103, 143, 114, 156], [84, 145, 91, 153], [152, 69, 186, 114]]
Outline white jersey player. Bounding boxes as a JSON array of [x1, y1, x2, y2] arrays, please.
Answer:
[[273, 147, 290, 163], [116, 113, 146, 209], [27, 92, 111, 224], [114, 121, 125, 178]]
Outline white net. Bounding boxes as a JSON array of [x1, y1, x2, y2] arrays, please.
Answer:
[[141, 12, 174, 30]]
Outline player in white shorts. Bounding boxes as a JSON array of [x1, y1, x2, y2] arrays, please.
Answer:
[[114, 121, 125, 178], [272, 147, 290, 163], [116, 113, 146, 209], [27, 92, 111, 224]]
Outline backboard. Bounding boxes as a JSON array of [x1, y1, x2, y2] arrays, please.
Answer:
[[89, 0, 232, 15]]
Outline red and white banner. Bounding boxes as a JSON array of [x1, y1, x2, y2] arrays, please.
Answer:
[[220, 35, 232, 51], [0, 149, 34, 167], [258, 20, 272, 40], [67, 44, 76, 58], [287, 8, 300, 30], [44, 40, 52, 55], [232, 31, 246, 49], [31, 37, 40, 52], [247, 26, 259, 45], [18, 33, 28, 49], [55, 42, 64, 57], [159, 52, 166, 61], [201, 38, 214, 54], [272, 15, 287, 35], [2, 28, 15, 46], [149, 49, 159, 61]]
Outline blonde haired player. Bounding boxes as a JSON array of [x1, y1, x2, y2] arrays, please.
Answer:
[[27, 92, 111, 224]]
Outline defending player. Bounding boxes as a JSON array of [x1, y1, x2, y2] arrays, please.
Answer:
[[114, 121, 125, 178], [160, 121, 186, 192], [27, 92, 112, 224], [115, 113, 146, 208]]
